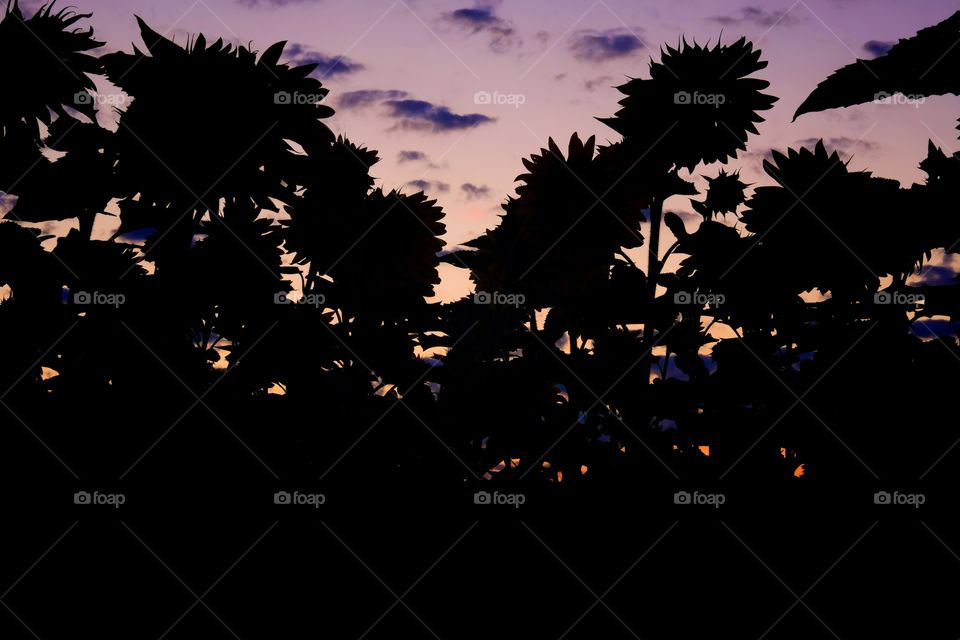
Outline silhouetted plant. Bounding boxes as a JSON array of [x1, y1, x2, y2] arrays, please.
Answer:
[[739, 141, 908, 296], [447, 133, 642, 307], [795, 11, 960, 137], [0, 2, 101, 137], [0, 2, 106, 237], [692, 169, 749, 219], [600, 37, 778, 171], [102, 19, 335, 208], [2, 1, 960, 495]]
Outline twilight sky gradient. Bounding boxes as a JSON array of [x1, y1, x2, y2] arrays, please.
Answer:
[[16, 0, 960, 300]]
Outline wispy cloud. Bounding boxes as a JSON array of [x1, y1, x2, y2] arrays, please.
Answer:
[[461, 183, 492, 199], [397, 150, 445, 169], [584, 75, 616, 91], [398, 150, 428, 163], [913, 264, 957, 286], [440, 2, 521, 53], [407, 179, 450, 193], [236, 0, 323, 7], [569, 28, 645, 62], [284, 43, 365, 79], [336, 91, 494, 133], [385, 99, 495, 133], [708, 6, 804, 28], [863, 40, 894, 57], [337, 89, 409, 110]]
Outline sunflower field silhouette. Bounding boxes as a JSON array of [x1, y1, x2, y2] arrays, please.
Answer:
[[1, 1, 959, 510]]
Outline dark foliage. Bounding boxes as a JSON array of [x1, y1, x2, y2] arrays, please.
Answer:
[[1, 1, 958, 508]]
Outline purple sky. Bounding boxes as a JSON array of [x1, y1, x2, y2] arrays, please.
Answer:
[[17, 0, 960, 299]]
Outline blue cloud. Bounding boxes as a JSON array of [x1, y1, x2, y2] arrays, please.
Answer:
[[863, 40, 894, 57], [912, 317, 960, 339], [709, 6, 803, 28], [441, 4, 521, 52], [407, 180, 450, 193], [915, 265, 957, 286], [336, 89, 409, 109], [451, 6, 497, 24], [569, 28, 644, 62], [284, 43, 365, 79], [461, 183, 492, 199], [385, 99, 495, 132], [398, 150, 427, 163]]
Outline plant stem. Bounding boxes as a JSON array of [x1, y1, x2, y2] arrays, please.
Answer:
[[647, 197, 663, 297], [79, 210, 95, 241], [643, 197, 663, 385]]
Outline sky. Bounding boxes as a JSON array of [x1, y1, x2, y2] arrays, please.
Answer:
[[12, 0, 960, 300]]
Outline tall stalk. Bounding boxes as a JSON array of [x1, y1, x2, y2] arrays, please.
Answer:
[[643, 196, 663, 385]]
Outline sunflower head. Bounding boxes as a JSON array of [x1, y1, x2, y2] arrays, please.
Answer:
[[599, 37, 777, 171], [328, 189, 446, 318], [0, 2, 103, 138], [692, 169, 750, 219], [283, 136, 380, 268], [740, 141, 911, 294], [460, 133, 645, 306], [102, 18, 335, 208], [286, 174, 446, 319]]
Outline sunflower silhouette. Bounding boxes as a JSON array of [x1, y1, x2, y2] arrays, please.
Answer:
[[102, 18, 335, 209], [0, 1, 102, 139], [600, 37, 777, 171]]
